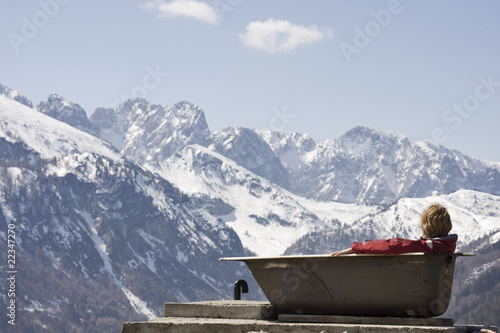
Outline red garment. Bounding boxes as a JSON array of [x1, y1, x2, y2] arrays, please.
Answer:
[[351, 234, 457, 255]]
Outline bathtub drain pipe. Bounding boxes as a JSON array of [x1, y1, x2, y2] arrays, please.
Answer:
[[234, 279, 248, 300]]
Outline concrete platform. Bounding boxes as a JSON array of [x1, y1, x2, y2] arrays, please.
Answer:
[[122, 301, 498, 333]]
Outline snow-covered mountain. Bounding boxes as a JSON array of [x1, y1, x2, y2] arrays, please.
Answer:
[[37, 93, 100, 137], [1, 84, 499, 330], [285, 189, 500, 255], [90, 99, 211, 163], [155, 144, 377, 255], [0, 94, 251, 332], [208, 127, 290, 189], [90, 100, 290, 189], [1, 95, 118, 160], [259, 127, 500, 205], [87, 97, 500, 207], [0, 83, 33, 108]]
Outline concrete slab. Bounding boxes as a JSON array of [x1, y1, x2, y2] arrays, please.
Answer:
[[122, 317, 495, 333], [278, 314, 455, 326], [164, 300, 276, 320]]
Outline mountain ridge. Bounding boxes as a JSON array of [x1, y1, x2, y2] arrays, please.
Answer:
[[10, 85, 498, 206], [258, 126, 500, 204], [0, 92, 253, 332]]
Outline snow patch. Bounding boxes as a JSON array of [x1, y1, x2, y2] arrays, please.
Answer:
[[80, 211, 156, 319], [464, 258, 500, 286]]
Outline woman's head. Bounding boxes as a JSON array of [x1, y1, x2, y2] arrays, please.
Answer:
[[420, 204, 452, 238]]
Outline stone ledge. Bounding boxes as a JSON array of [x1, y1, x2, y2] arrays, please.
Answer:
[[164, 300, 277, 320], [278, 314, 455, 326], [122, 317, 496, 333]]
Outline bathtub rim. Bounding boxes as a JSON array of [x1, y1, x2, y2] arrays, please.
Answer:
[[219, 252, 474, 262]]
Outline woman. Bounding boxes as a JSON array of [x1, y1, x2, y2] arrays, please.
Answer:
[[330, 204, 457, 256]]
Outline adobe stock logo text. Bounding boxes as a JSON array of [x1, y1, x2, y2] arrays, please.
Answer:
[[432, 74, 499, 144], [7, 0, 71, 54], [339, 0, 404, 64]]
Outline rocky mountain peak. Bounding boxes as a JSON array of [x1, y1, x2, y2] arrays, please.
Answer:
[[338, 125, 407, 156], [36, 93, 100, 137], [281, 131, 318, 153], [114, 98, 149, 117], [110, 99, 209, 131], [170, 100, 210, 132], [0, 83, 33, 108], [172, 100, 199, 111], [90, 99, 211, 164], [209, 127, 290, 189]]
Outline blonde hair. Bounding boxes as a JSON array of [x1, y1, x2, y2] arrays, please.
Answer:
[[420, 204, 452, 238]]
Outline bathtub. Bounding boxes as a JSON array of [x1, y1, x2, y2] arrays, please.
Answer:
[[220, 253, 472, 318]]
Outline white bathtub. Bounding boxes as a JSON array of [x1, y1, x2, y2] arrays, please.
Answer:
[[220, 253, 472, 317]]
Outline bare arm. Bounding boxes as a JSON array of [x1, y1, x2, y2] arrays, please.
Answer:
[[330, 248, 354, 256]]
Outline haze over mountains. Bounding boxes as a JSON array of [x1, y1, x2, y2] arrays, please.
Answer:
[[1, 84, 499, 332]]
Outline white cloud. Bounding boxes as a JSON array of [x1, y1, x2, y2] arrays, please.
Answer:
[[239, 18, 333, 54], [140, 0, 219, 25]]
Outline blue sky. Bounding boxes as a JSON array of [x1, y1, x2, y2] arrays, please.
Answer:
[[1, 0, 499, 161]]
